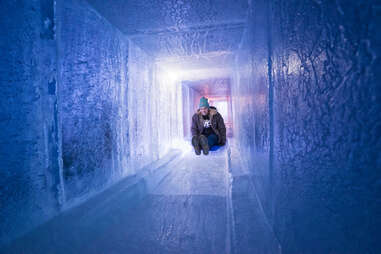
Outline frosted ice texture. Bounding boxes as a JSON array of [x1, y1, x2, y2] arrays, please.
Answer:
[[0, 0, 379, 252], [59, 0, 129, 204], [0, 0, 63, 245], [231, 0, 380, 252]]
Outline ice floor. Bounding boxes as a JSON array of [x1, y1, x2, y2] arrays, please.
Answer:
[[1, 142, 280, 254]]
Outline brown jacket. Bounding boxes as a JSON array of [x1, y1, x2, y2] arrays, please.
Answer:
[[191, 108, 226, 145]]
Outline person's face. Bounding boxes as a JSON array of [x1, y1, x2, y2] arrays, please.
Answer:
[[200, 107, 209, 116]]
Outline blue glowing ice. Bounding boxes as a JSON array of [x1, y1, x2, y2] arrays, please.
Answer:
[[0, 0, 379, 253]]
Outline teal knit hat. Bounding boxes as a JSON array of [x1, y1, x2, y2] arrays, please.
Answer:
[[199, 97, 209, 108]]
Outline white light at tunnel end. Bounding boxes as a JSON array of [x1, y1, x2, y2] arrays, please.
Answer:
[[166, 71, 180, 82]]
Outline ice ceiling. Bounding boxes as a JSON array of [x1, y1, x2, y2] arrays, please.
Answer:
[[87, 0, 248, 80], [185, 78, 231, 97]]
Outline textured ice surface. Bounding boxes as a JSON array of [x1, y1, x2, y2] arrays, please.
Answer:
[[1, 144, 280, 254], [57, 0, 188, 213], [0, 0, 379, 252], [59, 0, 129, 203], [231, 0, 380, 252], [0, 0, 63, 244], [1, 148, 231, 254]]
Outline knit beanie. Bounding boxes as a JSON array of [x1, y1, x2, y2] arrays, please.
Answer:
[[199, 97, 209, 108]]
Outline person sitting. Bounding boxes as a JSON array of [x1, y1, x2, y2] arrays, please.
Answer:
[[191, 97, 226, 155]]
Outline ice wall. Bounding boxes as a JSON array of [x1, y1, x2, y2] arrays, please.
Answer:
[[0, 0, 64, 245], [127, 43, 156, 167], [57, 0, 129, 203], [271, 1, 380, 252], [232, 0, 380, 253], [152, 66, 184, 156], [127, 41, 185, 167], [232, 0, 271, 212], [230, 1, 274, 252], [181, 82, 202, 139], [126, 42, 156, 170]]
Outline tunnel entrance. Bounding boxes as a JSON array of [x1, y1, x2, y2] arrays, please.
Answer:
[[181, 78, 233, 139]]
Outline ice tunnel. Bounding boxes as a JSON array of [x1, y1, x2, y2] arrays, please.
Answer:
[[0, 0, 380, 253]]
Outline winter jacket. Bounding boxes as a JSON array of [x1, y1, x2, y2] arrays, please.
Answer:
[[191, 108, 226, 145]]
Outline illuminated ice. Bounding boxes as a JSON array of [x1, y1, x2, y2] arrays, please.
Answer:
[[0, 0, 379, 253]]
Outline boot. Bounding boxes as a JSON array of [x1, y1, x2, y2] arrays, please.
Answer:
[[192, 136, 201, 155], [199, 135, 209, 155]]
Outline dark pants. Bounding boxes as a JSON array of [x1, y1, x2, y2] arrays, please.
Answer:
[[206, 134, 218, 148]]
